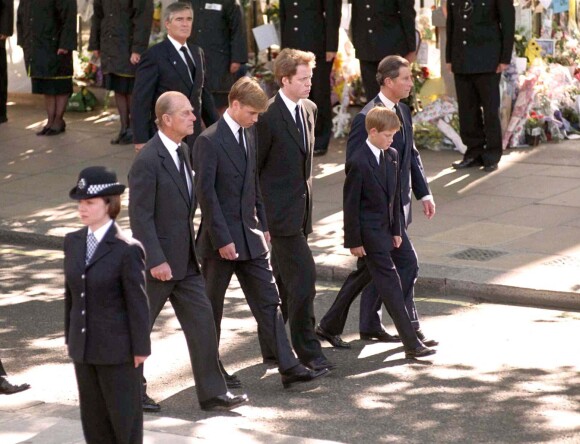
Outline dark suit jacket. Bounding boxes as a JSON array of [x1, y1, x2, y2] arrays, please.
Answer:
[[279, 0, 341, 57], [257, 94, 317, 237], [346, 96, 430, 227], [64, 223, 150, 365], [132, 38, 218, 145], [350, 0, 416, 62], [344, 144, 401, 252], [0, 0, 13, 37], [128, 133, 200, 278], [193, 117, 269, 261], [446, 0, 514, 74], [188, 0, 247, 93]]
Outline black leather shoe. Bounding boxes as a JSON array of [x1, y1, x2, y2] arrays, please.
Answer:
[[0, 377, 30, 395], [360, 330, 401, 343], [142, 393, 161, 412], [281, 365, 329, 389], [36, 125, 50, 136], [313, 147, 327, 157], [45, 124, 66, 136], [224, 373, 242, 389], [483, 163, 498, 172], [452, 158, 481, 169], [199, 392, 248, 411], [315, 325, 351, 349], [302, 355, 336, 371], [405, 345, 436, 359], [416, 329, 439, 347], [0, 116, 7, 124]]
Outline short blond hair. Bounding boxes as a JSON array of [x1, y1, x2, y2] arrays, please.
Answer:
[[365, 107, 401, 133], [273, 48, 316, 85], [228, 77, 268, 111]]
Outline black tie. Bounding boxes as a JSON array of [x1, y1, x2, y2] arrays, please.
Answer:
[[295, 104, 305, 147], [176, 147, 190, 196], [180, 46, 196, 79], [394, 103, 406, 142], [238, 127, 247, 158]]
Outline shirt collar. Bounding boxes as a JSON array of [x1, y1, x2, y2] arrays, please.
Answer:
[[378, 91, 397, 111], [167, 34, 188, 53], [278, 90, 303, 116], [158, 130, 181, 157], [366, 139, 383, 164], [223, 109, 242, 138], [89, 219, 113, 243]]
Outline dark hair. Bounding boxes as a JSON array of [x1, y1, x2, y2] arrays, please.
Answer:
[[103, 195, 122, 219], [376, 55, 410, 87], [164, 1, 193, 22]]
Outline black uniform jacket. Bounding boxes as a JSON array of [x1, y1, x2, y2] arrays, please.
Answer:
[[279, 0, 341, 57], [64, 223, 150, 365], [446, 0, 515, 74], [0, 0, 13, 37], [350, 0, 416, 62], [343, 144, 401, 252], [193, 117, 269, 261], [16, 0, 77, 77], [256, 94, 316, 237], [89, 0, 153, 76], [188, 0, 247, 93]]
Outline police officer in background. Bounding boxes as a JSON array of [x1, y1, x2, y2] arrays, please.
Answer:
[[446, 0, 514, 172], [187, 0, 248, 111], [279, 0, 341, 156], [349, 0, 417, 101]]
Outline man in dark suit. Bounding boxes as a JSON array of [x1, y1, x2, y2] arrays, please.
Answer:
[[129, 91, 248, 412], [321, 107, 435, 359], [193, 77, 328, 389], [0, 358, 30, 394], [188, 0, 247, 110], [0, 0, 13, 123], [132, 1, 219, 152], [446, 0, 514, 172], [316, 56, 438, 349], [349, 0, 417, 100], [256, 48, 332, 371], [279, 0, 341, 156]]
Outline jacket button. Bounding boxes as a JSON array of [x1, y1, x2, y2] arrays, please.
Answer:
[[294, 27, 298, 31], [81, 274, 85, 279], [463, 41, 467, 45], [368, 29, 373, 34], [81, 310, 85, 316], [462, 28, 466, 32], [463, 15, 467, 19], [302, 193, 306, 199], [81, 292, 85, 298], [81, 328, 86, 333]]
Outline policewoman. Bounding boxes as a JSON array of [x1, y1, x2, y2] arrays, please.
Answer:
[[64, 166, 150, 444]]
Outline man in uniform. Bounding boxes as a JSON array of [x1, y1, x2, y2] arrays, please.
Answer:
[[349, 0, 417, 101], [187, 0, 247, 112], [446, 0, 514, 172], [279, 0, 341, 156]]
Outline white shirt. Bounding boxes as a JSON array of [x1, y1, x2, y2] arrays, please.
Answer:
[[158, 129, 192, 193], [89, 219, 113, 244], [223, 109, 246, 153], [278, 90, 303, 124], [167, 35, 196, 80], [366, 139, 383, 166]]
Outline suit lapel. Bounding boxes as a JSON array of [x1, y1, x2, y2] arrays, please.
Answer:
[[70, 228, 88, 274], [156, 137, 191, 207], [275, 94, 305, 153], [189, 44, 203, 95], [218, 118, 246, 175], [365, 145, 389, 195], [86, 223, 117, 269], [164, 39, 193, 92], [304, 104, 315, 154], [385, 149, 398, 200], [243, 127, 255, 193]]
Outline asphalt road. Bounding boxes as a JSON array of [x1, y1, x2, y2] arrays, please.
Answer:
[[1, 243, 579, 443]]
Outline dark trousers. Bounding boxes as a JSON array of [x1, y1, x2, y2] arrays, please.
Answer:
[[454, 72, 503, 166], [74, 362, 143, 444], [201, 254, 300, 372], [319, 251, 420, 350], [359, 60, 380, 102], [0, 358, 6, 376], [1, 40, 7, 119], [311, 56, 333, 151], [359, 228, 420, 333], [269, 234, 325, 364], [146, 269, 226, 403]]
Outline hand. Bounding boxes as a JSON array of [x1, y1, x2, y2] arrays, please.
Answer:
[[393, 236, 402, 248], [134, 143, 145, 152], [0, 34, 9, 40], [263, 231, 271, 243], [350, 246, 366, 257], [92, 50, 100, 58], [229, 62, 241, 74], [446, 63, 453, 73], [326, 51, 337, 63], [219, 242, 238, 260], [57, 48, 69, 55], [134, 355, 148, 368], [496, 63, 509, 73], [150, 262, 173, 281], [422, 199, 436, 220], [130, 52, 141, 65], [404, 51, 417, 63]]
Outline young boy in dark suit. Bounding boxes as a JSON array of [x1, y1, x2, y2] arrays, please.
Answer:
[[318, 107, 435, 359]]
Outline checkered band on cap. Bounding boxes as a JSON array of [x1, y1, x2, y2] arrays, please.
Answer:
[[87, 182, 121, 195]]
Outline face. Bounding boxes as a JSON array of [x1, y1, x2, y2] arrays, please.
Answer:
[[163, 96, 196, 138], [78, 197, 110, 229], [165, 9, 193, 43], [369, 128, 398, 150], [384, 66, 414, 101], [282, 64, 313, 102], [230, 101, 261, 128]]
